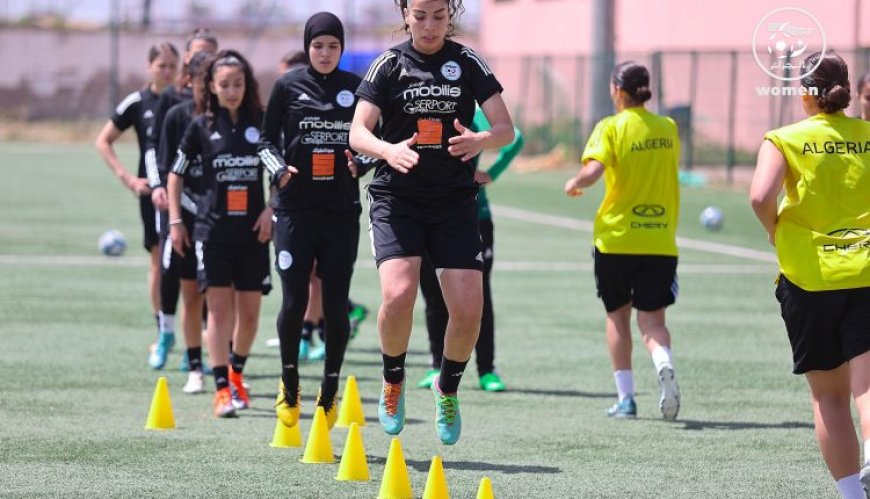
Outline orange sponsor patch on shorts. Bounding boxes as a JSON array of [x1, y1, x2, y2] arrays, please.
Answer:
[[417, 119, 443, 145], [226, 186, 248, 214], [312, 152, 335, 177]]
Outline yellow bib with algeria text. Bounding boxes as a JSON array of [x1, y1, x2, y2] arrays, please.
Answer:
[[581, 107, 680, 256], [764, 112, 870, 291]]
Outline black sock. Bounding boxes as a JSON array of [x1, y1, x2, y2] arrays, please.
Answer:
[[282, 363, 299, 406], [230, 352, 247, 374], [301, 321, 314, 341], [213, 365, 229, 391], [382, 352, 407, 384], [187, 347, 203, 372], [320, 373, 339, 405], [316, 319, 325, 343], [438, 357, 469, 393]]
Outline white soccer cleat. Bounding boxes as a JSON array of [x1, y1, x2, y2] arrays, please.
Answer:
[[265, 337, 280, 348], [182, 370, 205, 394], [658, 366, 680, 421]]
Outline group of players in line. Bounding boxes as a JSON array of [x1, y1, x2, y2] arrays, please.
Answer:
[[96, 1, 870, 496]]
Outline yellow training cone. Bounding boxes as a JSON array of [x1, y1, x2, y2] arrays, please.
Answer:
[[378, 437, 413, 499], [300, 406, 335, 463], [476, 477, 494, 499], [335, 375, 366, 428], [423, 455, 449, 499], [270, 418, 303, 448], [335, 422, 370, 481], [144, 377, 175, 430]]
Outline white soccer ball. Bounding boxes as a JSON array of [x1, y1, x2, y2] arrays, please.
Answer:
[[699, 206, 724, 231], [99, 229, 127, 256]]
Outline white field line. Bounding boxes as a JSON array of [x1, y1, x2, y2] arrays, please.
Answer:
[[492, 205, 778, 263], [0, 255, 771, 274]]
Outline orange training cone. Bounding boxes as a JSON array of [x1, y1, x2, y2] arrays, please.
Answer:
[[423, 455, 449, 499], [335, 422, 370, 481], [144, 377, 175, 430], [335, 375, 366, 428], [476, 477, 494, 499], [300, 406, 335, 463], [377, 437, 413, 499], [270, 418, 303, 448]]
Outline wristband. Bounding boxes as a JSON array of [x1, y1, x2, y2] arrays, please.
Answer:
[[169, 219, 183, 226]]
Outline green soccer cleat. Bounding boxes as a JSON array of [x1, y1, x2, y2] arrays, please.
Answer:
[[479, 372, 506, 392], [606, 396, 637, 419], [417, 369, 439, 389], [348, 303, 369, 340], [432, 376, 462, 445], [378, 379, 406, 435]]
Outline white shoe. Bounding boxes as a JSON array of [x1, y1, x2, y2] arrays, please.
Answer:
[[183, 370, 205, 394], [266, 337, 280, 348], [658, 366, 680, 421]]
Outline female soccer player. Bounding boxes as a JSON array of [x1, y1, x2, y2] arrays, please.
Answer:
[[350, 0, 515, 445], [146, 28, 218, 370], [168, 50, 271, 418], [417, 108, 524, 392], [564, 61, 681, 421], [750, 52, 870, 499], [95, 42, 179, 344], [156, 50, 213, 393], [859, 73, 870, 121], [259, 12, 372, 429]]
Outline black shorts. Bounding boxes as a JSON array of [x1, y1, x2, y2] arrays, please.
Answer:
[[196, 240, 272, 294], [273, 208, 360, 285], [160, 213, 197, 280], [775, 274, 870, 374], [368, 191, 483, 271], [139, 194, 159, 251], [593, 247, 678, 312]]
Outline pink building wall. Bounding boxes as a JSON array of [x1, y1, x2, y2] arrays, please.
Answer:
[[480, 0, 870, 155], [481, 0, 869, 55]]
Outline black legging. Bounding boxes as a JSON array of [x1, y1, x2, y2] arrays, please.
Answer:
[[275, 210, 358, 400], [420, 218, 496, 376]]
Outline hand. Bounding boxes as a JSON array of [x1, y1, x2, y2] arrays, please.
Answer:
[[474, 170, 493, 185], [767, 231, 776, 247], [383, 134, 419, 173], [345, 149, 358, 178], [253, 207, 273, 243], [127, 176, 151, 196], [447, 119, 483, 162], [563, 177, 584, 197], [170, 223, 191, 256], [151, 187, 168, 210], [277, 165, 299, 189]]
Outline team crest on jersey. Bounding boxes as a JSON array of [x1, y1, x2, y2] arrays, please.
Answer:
[[244, 127, 260, 144], [336, 90, 355, 108], [441, 61, 461, 81]]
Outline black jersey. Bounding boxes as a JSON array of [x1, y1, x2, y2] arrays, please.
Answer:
[[260, 66, 373, 213], [110, 87, 161, 178], [159, 99, 203, 215], [355, 40, 503, 200], [172, 108, 266, 244], [146, 85, 191, 188]]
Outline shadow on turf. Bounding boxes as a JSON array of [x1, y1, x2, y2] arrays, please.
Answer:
[[676, 419, 813, 431], [239, 406, 424, 426], [367, 456, 561, 475]]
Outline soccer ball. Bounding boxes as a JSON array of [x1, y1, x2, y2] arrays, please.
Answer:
[[98, 230, 127, 256], [699, 206, 724, 231]]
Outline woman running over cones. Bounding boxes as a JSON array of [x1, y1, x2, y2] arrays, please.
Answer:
[[350, 0, 515, 445]]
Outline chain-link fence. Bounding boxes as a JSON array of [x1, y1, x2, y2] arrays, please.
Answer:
[[489, 48, 870, 176]]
